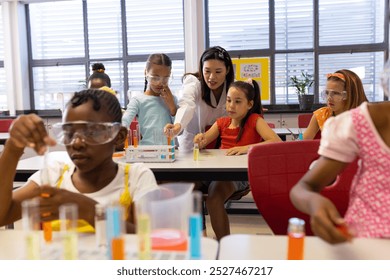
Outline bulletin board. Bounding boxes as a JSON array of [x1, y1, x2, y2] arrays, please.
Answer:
[[232, 57, 270, 100]]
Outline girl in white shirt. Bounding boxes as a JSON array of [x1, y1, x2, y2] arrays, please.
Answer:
[[0, 89, 158, 233], [164, 46, 235, 151]]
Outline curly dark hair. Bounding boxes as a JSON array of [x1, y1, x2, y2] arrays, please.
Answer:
[[68, 89, 122, 122]]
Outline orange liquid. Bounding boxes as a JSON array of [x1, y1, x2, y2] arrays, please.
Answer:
[[124, 136, 129, 149], [112, 238, 125, 260], [167, 136, 171, 145], [151, 229, 188, 251], [43, 222, 52, 242], [287, 233, 304, 260], [133, 137, 138, 147]]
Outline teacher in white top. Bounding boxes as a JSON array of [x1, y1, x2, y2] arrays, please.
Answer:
[[164, 46, 235, 151]]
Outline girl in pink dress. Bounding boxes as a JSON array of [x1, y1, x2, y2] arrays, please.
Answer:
[[290, 100, 390, 244], [193, 80, 281, 240]]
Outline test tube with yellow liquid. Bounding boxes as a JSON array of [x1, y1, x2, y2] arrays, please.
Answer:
[[60, 203, 78, 260], [193, 143, 199, 161], [22, 198, 41, 260], [137, 213, 151, 260]]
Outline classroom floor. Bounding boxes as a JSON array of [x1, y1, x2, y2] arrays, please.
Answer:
[[204, 192, 274, 239]]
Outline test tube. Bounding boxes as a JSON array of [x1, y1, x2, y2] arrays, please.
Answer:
[[287, 217, 305, 260], [60, 203, 78, 260], [189, 191, 202, 259], [132, 130, 138, 148], [41, 151, 52, 243], [106, 204, 125, 260], [193, 143, 199, 161], [95, 204, 107, 248], [167, 129, 175, 160], [137, 213, 151, 260], [22, 198, 41, 260]]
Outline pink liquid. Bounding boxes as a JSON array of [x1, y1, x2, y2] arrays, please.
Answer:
[[151, 229, 188, 251]]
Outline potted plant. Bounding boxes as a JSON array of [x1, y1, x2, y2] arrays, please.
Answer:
[[290, 71, 314, 111]]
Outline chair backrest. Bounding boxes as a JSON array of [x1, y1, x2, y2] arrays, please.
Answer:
[[298, 113, 321, 139], [0, 119, 13, 132], [248, 140, 357, 235], [267, 122, 276, 128]]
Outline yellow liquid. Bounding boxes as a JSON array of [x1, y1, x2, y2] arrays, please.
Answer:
[[63, 232, 78, 260], [137, 214, 151, 260], [26, 233, 40, 260], [193, 148, 199, 161]]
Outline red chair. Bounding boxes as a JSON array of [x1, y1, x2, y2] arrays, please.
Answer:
[[298, 113, 321, 139], [0, 119, 13, 132], [248, 140, 358, 235], [267, 122, 276, 128]]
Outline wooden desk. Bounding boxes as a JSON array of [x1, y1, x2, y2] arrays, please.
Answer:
[[0, 132, 9, 145], [15, 149, 248, 182], [218, 234, 390, 260], [0, 230, 218, 260]]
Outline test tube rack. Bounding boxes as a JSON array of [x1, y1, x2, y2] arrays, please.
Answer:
[[125, 145, 176, 163]]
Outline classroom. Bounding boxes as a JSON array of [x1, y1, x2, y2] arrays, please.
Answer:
[[0, 0, 389, 270]]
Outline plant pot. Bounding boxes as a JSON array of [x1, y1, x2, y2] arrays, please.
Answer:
[[298, 95, 314, 111]]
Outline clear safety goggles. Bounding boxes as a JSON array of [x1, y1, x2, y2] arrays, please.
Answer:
[[146, 75, 171, 85], [321, 90, 347, 101], [52, 121, 121, 146]]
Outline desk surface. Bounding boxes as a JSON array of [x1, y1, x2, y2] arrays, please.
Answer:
[[0, 132, 9, 144], [15, 149, 248, 181], [0, 230, 218, 260], [218, 234, 390, 260]]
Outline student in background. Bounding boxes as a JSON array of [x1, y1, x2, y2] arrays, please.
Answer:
[[87, 63, 112, 89], [0, 89, 158, 233], [290, 99, 390, 243], [193, 80, 282, 240], [122, 53, 177, 145], [303, 69, 368, 139], [164, 46, 234, 151]]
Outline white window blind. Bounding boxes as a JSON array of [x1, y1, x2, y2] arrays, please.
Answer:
[[29, 1, 85, 59], [275, 0, 313, 50], [87, 0, 122, 59], [208, 0, 269, 50], [33, 65, 85, 111], [28, 0, 185, 109], [319, 0, 385, 46], [208, 0, 386, 104], [0, 5, 4, 61], [0, 5, 6, 110], [126, 0, 184, 55], [318, 52, 384, 101]]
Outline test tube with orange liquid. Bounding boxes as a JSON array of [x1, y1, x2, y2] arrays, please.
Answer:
[[287, 217, 305, 260], [132, 130, 138, 148], [41, 193, 52, 243]]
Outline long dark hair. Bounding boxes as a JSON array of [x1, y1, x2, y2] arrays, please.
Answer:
[[183, 46, 234, 108], [228, 80, 262, 142]]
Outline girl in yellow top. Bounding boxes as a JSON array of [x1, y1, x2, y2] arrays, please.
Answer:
[[303, 69, 368, 139]]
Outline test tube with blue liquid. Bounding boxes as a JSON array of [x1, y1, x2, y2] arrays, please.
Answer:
[[106, 204, 125, 260], [167, 128, 175, 160], [189, 191, 202, 259]]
